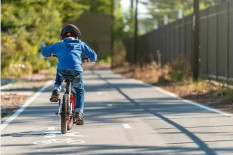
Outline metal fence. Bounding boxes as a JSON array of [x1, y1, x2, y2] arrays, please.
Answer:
[[124, 1, 233, 82]]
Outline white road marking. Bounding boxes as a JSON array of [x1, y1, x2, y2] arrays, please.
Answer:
[[97, 91, 103, 95], [44, 127, 60, 138], [66, 132, 87, 137], [34, 131, 87, 144], [44, 131, 61, 138], [33, 138, 85, 145], [155, 87, 233, 118], [107, 104, 113, 107], [43, 129, 87, 138], [0, 80, 53, 131], [1, 83, 13, 90], [130, 78, 233, 118], [122, 124, 131, 129], [48, 127, 55, 131]]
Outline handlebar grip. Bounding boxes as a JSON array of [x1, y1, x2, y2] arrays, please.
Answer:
[[83, 58, 89, 62]]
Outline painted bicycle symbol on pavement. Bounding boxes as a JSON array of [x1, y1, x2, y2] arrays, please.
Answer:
[[33, 129, 87, 145], [33, 138, 85, 145]]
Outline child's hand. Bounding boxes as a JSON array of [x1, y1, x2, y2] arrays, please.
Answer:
[[50, 54, 57, 58]]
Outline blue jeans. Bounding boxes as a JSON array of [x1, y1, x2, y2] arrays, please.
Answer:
[[54, 69, 85, 113]]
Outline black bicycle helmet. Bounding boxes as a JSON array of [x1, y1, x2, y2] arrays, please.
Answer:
[[60, 24, 81, 40]]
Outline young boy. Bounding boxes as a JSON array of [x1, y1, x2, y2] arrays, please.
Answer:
[[41, 24, 97, 125]]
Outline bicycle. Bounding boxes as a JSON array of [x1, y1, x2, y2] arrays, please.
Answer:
[[50, 75, 76, 134], [50, 56, 89, 134]]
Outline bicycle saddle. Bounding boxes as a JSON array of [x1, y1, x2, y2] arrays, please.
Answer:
[[62, 75, 75, 82]]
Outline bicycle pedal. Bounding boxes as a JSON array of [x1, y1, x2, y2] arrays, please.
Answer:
[[50, 97, 59, 102]]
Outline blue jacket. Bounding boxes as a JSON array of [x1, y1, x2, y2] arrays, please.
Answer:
[[41, 38, 97, 71]]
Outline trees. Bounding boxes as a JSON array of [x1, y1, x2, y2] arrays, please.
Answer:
[[1, 0, 88, 77], [78, 0, 112, 15], [147, 0, 221, 27], [147, 0, 192, 27]]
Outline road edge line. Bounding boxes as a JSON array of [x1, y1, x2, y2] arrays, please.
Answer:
[[1, 83, 13, 90], [128, 77, 233, 118], [155, 86, 233, 117], [0, 80, 53, 131]]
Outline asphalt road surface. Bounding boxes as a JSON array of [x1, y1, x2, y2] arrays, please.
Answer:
[[1, 69, 233, 155]]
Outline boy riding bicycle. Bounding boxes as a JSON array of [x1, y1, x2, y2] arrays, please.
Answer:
[[41, 24, 97, 125]]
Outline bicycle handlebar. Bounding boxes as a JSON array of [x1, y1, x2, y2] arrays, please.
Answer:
[[51, 54, 57, 57], [49, 54, 91, 62], [82, 57, 89, 62]]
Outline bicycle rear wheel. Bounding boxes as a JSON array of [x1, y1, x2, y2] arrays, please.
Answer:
[[67, 92, 75, 130], [61, 95, 68, 134], [67, 115, 74, 130]]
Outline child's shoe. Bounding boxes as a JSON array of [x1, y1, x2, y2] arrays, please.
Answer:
[[50, 89, 60, 102], [75, 112, 84, 125]]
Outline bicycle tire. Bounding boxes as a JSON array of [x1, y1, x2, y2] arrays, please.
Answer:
[[67, 115, 74, 130], [61, 95, 68, 134], [67, 92, 75, 130]]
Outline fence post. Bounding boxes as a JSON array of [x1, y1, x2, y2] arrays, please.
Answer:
[[173, 23, 175, 61], [111, 0, 114, 68], [207, 8, 209, 79], [216, 4, 219, 80], [179, 19, 181, 58], [184, 17, 187, 59], [227, 0, 230, 84], [134, 0, 138, 65], [192, 0, 200, 81]]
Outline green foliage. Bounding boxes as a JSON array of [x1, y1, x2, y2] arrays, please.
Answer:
[[99, 56, 112, 64], [119, 0, 221, 37], [1, 0, 88, 77], [113, 1, 127, 43], [192, 80, 210, 91], [2, 0, 126, 77], [78, 0, 111, 15], [218, 85, 233, 102], [1, 31, 49, 77], [122, 11, 135, 37], [147, 0, 220, 27], [168, 58, 190, 82]]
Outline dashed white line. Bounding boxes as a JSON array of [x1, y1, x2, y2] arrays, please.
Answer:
[[44, 127, 60, 138], [66, 132, 87, 137], [97, 91, 103, 95], [122, 124, 131, 129], [107, 104, 113, 107], [48, 127, 55, 131]]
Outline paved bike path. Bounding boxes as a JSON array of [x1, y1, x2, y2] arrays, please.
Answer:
[[1, 69, 233, 154]]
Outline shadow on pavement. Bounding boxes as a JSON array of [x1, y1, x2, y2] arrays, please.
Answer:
[[22, 144, 233, 155], [96, 70, 219, 155], [2, 69, 233, 155]]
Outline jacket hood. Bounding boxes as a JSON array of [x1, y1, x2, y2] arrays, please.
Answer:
[[60, 37, 81, 49], [63, 37, 81, 43]]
